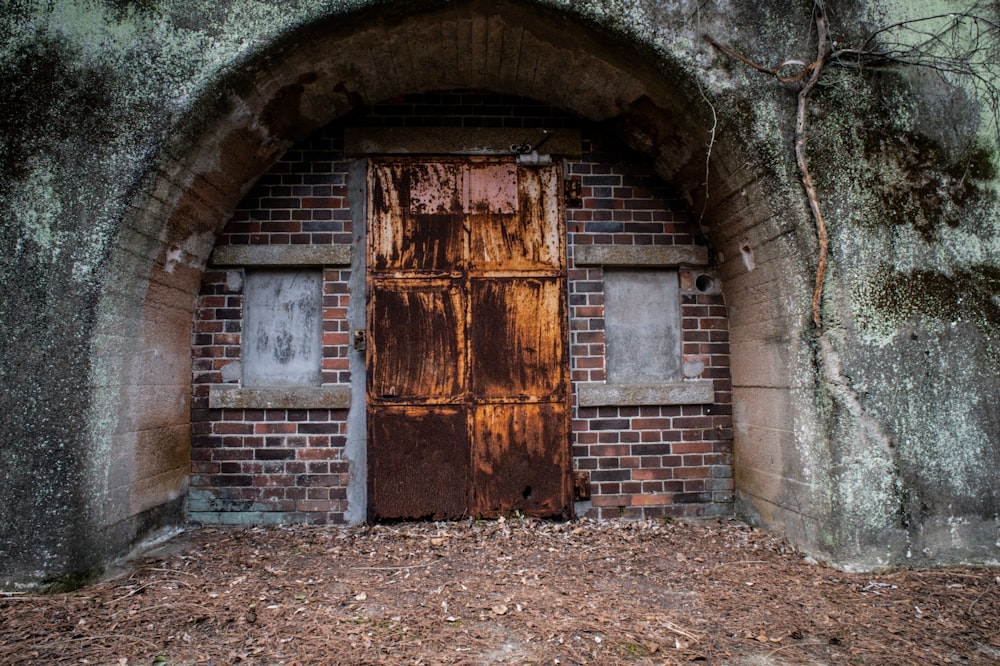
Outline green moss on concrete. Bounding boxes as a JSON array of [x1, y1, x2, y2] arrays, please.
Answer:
[[856, 130, 996, 241], [0, 29, 115, 182], [40, 568, 104, 595]]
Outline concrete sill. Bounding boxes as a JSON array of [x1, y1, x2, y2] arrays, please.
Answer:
[[573, 245, 708, 267], [209, 385, 351, 410], [577, 381, 714, 407], [210, 245, 350, 267]]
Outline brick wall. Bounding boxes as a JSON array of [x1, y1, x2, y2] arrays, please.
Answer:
[[188, 136, 355, 525], [189, 91, 732, 524], [566, 134, 732, 519]]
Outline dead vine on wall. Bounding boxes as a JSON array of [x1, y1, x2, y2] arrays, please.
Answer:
[[705, 0, 1000, 328]]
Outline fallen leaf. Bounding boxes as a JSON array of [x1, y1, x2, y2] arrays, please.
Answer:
[[492, 604, 508, 615], [355, 592, 367, 601]]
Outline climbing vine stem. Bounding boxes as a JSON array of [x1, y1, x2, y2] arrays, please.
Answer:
[[705, 1, 831, 327], [796, 5, 831, 328]]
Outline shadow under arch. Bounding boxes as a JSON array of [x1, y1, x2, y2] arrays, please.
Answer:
[[88, 0, 817, 561]]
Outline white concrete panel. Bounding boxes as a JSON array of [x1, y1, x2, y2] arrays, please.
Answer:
[[243, 270, 323, 387]]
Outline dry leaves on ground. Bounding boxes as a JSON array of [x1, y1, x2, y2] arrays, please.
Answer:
[[2, 517, 998, 665]]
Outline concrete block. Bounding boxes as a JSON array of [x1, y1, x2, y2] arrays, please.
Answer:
[[209, 385, 351, 410], [243, 270, 323, 386], [577, 381, 714, 407], [574, 245, 709, 267], [604, 269, 681, 382], [211, 245, 351, 267]]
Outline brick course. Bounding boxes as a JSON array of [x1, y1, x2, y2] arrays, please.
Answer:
[[190, 91, 732, 524]]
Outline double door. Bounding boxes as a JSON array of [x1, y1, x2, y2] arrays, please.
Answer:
[[366, 158, 571, 520]]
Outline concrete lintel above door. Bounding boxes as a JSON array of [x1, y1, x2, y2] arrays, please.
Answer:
[[345, 127, 582, 157]]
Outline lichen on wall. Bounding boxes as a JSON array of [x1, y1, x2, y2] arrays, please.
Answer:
[[785, 1, 1000, 565]]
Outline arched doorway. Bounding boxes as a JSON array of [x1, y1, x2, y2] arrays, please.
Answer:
[[90, 0, 814, 557]]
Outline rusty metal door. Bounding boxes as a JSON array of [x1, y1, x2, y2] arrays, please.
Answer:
[[367, 158, 571, 520]]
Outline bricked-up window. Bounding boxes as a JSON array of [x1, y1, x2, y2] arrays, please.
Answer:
[[242, 269, 323, 386], [604, 269, 682, 383]]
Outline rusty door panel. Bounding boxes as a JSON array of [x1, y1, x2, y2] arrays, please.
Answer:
[[408, 162, 464, 214], [369, 162, 465, 273], [516, 164, 564, 270], [370, 212, 465, 273], [467, 161, 518, 214], [369, 405, 470, 520], [469, 165, 563, 273], [470, 277, 566, 398], [472, 403, 571, 517], [368, 281, 465, 401], [368, 158, 571, 521]]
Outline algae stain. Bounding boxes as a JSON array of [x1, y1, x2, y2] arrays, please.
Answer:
[[859, 131, 996, 242], [857, 265, 1000, 354]]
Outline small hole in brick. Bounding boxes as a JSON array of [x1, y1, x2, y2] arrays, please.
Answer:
[[695, 273, 715, 293], [522, 486, 532, 499]]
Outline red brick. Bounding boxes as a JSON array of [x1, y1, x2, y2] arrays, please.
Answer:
[[631, 493, 672, 506], [590, 444, 629, 457], [631, 417, 672, 430], [674, 466, 709, 479], [296, 500, 340, 512], [590, 495, 629, 508], [672, 417, 714, 429], [254, 474, 294, 487], [632, 468, 673, 481], [213, 422, 253, 434], [672, 441, 713, 454], [255, 423, 297, 434]]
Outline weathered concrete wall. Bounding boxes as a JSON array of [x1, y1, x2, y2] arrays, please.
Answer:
[[1, 0, 998, 586]]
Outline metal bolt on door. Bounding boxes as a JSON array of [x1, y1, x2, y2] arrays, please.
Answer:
[[367, 157, 571, 520]]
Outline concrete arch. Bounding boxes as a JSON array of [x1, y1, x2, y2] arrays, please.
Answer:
[[88, 0, 818, 564]]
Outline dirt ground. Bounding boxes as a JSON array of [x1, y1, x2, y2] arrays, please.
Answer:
[[1, 517, 998, 665]]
